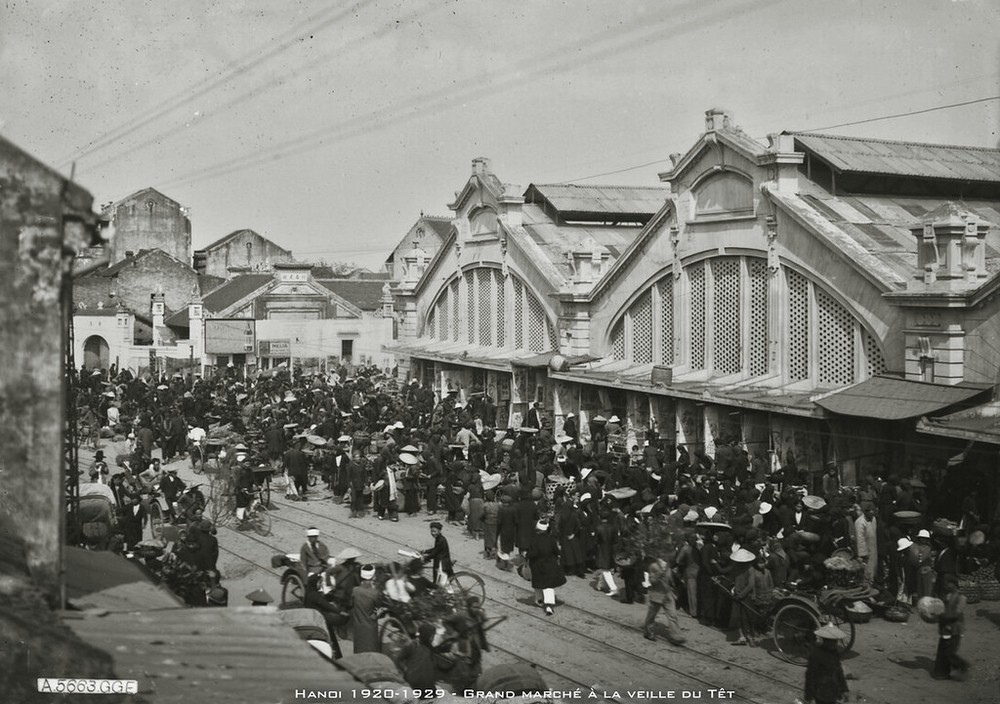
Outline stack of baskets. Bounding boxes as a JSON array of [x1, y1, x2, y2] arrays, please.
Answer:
[[972, 563, 1000, 601], [957, 574, 981, 604], [824, 555, 866, 587]]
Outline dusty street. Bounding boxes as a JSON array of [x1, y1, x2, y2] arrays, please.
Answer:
[[86, 444, 999, 703]]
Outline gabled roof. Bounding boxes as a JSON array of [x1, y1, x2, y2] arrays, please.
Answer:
[[423, 216, 453, 238], [82, 248, 195, 278], [102, 186, 181, 213], [524, 183, 668, 222], [791, 132, 1000, 183], [201, 273, 274, 312], [197, 228, 292, 254], [317, 279, 387, 311]]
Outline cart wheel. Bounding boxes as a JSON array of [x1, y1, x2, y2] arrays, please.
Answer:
[[823, 610, 856, 655], [281, 572, 306, 608], [208, 478, 234, 526], [447, 571, 486, 606], [148, 502, 163, 541], [773, 604, 820, 665], [380, 617, 413, 663], [261, 476, 271, 506], [250, 503, 271, 536]]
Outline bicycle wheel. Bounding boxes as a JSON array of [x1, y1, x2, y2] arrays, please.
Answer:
[[261, 476, 271, 506], [824, 609, 856, 655], [148, 502, 164, 541], [447, 571, 486, 606], [192, 448, 205, 475], [773, 604, 820, 666], [281, 571, 306, 608], [208, 478, 235, 525], [379, 617, 412, 663], [250, 503, 271, 536]]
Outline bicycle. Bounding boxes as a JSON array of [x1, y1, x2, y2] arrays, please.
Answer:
[[238, 486, 271, 536]]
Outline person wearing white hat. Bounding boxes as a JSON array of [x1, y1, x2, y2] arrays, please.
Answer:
[[398, 451, 422, 516], [562, 412, 578, 443], [526, 519, 565, 615], [914, 530, 936, 599], [300, 527, 333, 576], [350, 565, 381, 654], [804, 623, 850, 704]]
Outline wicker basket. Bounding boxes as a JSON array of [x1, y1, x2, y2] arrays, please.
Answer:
[[958, 576, 981, 604], [884, 605, 910, 623], [845, 610, 871, 624]]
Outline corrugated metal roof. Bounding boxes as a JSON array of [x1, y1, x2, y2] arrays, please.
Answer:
[[526, 183, 668, 218], [65, 544, 184, 611], [917, 401, 1000, 443], [814, 376, 990, 420], [792, 181, 1000, 282], [65, 607, 359, 703], [520, 203, 645, 282], [793, 133, 1000, 182]]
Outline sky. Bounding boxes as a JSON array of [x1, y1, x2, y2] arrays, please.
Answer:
[[1, 0, 998, 271]]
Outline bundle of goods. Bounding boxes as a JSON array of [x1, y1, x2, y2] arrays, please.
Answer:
[[931, 518, 960, 537], [823, 555, 866, 587], [916, 596, 945, 624]]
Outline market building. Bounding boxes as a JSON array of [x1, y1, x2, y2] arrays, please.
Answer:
[[165, 262, 396, 375], [193, 227, 294, 279], [391, 110, 1000, 514]]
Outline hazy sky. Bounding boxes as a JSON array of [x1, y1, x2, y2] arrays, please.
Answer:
[[2, 0, 998, 270]]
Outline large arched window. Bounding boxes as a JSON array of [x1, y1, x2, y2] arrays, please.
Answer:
[[609, 256, 887, 387], [423, 268, 557, 352]]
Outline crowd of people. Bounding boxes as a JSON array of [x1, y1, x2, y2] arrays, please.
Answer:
[[75, 362, 998, 688]]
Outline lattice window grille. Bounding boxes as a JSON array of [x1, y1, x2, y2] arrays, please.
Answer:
[[816, 288, 855, 385], [611, 320, 625, 360], [437, 287, 449, 340], [546, 320, 557, 351], [864, 331, 887, 377], [712, 258, 742, 374], [526, 290, 547, 352], [657, 278, 674, 365], [748, 258, 769, 377], [451, 281, 460, 342], [513, 278, 524, 348], [466, 273, 475, 344], [476, 269, 493, 347], [496, 272, 507, 347], [426, 307, 436, 340], [631, 291, 653, 364], [689, 263, 706, 369], [787, 269, 809, 381]]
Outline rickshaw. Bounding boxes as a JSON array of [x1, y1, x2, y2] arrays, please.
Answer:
[[713, 575, 874, 665]]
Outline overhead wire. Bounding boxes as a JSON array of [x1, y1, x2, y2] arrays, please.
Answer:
[[81, 0, 446, 176], [149, 0, 791, 191], [57, 0, 376, 168], [790, 95, 1000, 134]]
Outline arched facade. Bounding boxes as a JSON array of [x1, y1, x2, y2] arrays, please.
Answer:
[[83, 334, 110, 370], [608, 255, 887, 388], [422, 266, 558, 353]]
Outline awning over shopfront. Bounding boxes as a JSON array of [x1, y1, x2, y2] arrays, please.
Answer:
[[387, 338, 545, 372], [814, 376, 990, 420], [917, 400, 1000, 444], [548, 358, 819, 417], [65, 546, 183, 612], [65, 606, 360, 703], [512, 351, 599, 368]]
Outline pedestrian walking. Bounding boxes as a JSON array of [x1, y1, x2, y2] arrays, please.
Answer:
[[643, 555, 685, 644], [349, 564, 381, 654], [802, 624, 849, 704], [421, 522, 454, 586], [526, 519, 566, 615], [932, 576, 969, 680]]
